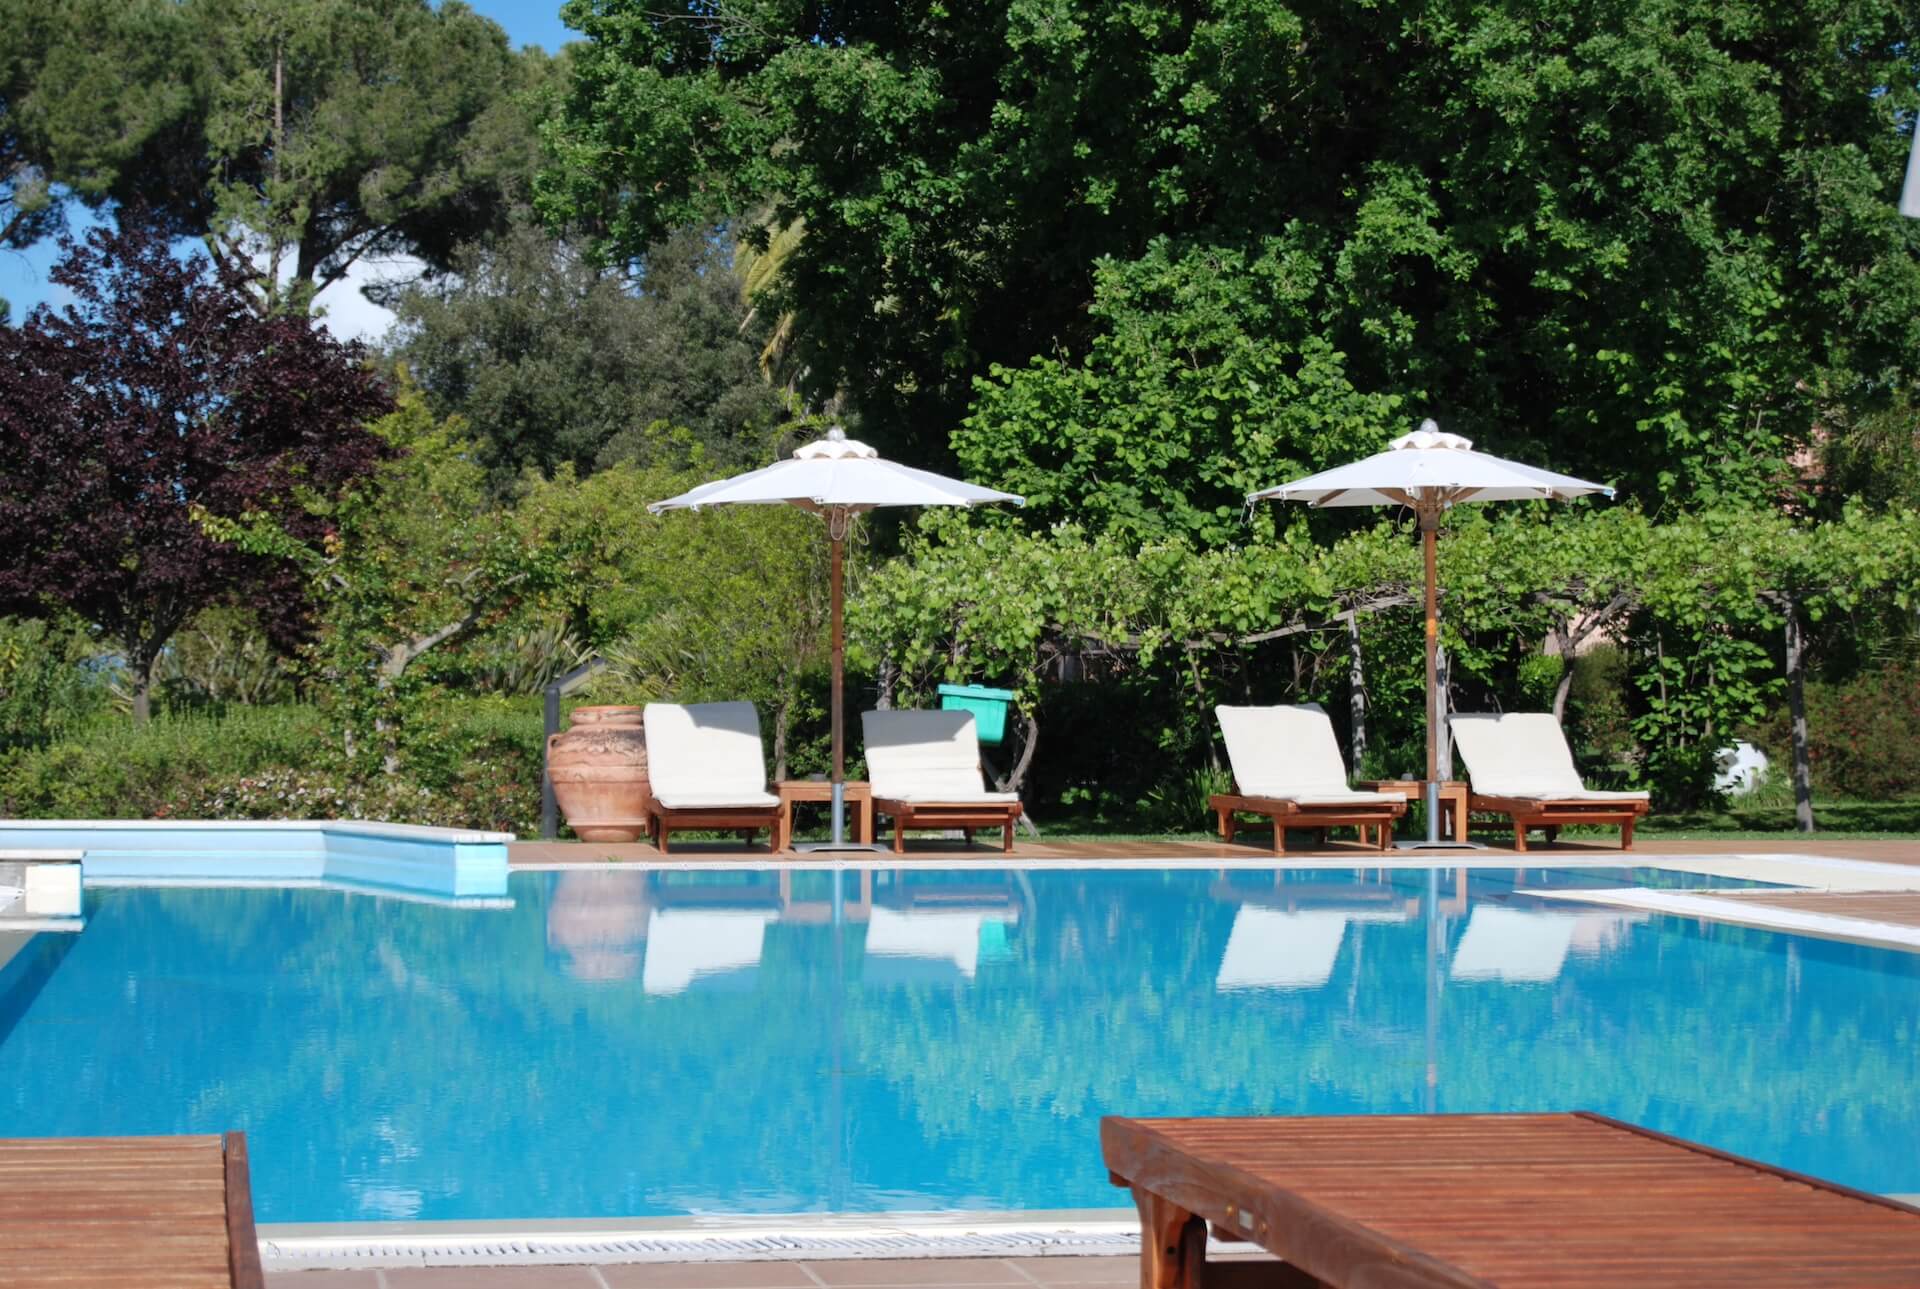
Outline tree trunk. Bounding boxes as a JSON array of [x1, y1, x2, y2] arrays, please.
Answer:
[[1551, 626, 1575, 722], [986, 711, 1042, 838], [1347, 614, 1367, 771], [771, 690, 791, 782], [1784, 603, 1816, 833], [129, 647, 158, 726]]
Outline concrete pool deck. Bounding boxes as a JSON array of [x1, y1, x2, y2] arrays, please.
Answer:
[[262, 1254, 1163, 1286]]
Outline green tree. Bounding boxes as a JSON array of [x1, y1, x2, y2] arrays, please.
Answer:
[[190, 0, 552, 313], [388, 222, 786, 488], [5, 0, 556, 315], [0, 0, 192, 256], [543, 0, 1920, 499]]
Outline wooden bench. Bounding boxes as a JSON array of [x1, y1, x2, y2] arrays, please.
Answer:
[[1103, 1112, 1920, 1287], [0, 1132, 265, 1287]]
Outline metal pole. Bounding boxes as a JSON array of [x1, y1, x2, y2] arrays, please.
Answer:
[[541, 682, 560, 840], [1422, 507, 1441, 844]]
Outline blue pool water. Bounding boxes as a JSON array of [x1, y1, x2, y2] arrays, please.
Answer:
[[0, 865, 1915, 1223]]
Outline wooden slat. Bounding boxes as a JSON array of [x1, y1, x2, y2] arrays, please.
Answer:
[[1103, 1113, 1920, 1287], [0, 1135, 256, 1288], [1721, 891, 1920, 930]]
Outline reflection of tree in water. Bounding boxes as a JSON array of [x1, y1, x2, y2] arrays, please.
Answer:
[[837, 874, 1920, 1199], [3, 872, 1917, 1219], [545, 871, 652, 982]]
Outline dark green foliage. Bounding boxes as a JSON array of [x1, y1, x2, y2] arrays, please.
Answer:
[[388, 222, 785, 486], [1564, 645, 1639, 789], [544, 0, 1920, 501], [0, 0, 192, 252], [1751, 661, 1920, 800]]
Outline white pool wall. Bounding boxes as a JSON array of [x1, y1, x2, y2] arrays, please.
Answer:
[[0, 820, 511, 898]]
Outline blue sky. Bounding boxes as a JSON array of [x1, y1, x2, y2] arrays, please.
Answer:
[[0, 1, 580, 329]]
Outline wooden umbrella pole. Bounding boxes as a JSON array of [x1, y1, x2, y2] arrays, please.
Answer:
[[1423, 506, 1439, 785], [829, 512, 846, 784], [827, 508, 848, 846], [1422, 503, 1442, 845]]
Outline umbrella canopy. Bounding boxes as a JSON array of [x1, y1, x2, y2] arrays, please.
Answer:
[[649, 431, 1019, 514], [1248, 419, 1612, 847], [1248, 421, 1613, 508], [648, 428, 1022, 850]]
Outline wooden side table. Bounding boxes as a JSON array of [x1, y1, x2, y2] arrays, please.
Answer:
[[774, 779, 872, 851], [1355, 779, 1470, 845]]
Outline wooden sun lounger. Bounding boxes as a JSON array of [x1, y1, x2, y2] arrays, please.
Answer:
[[1104, 1112, 1920, 1287], [870, 797, 1022, 854], [1208, 793, 1405, 855], [1, 1132, 265, 1287], [1470, 793, 1650, 851], [644, 798, 781, 855]]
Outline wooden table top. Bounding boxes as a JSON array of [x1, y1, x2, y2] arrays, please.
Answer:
[[776, 778, 871, 797], [1103, 1112, 1920, 1287], [0, 1134, 263, 1287]]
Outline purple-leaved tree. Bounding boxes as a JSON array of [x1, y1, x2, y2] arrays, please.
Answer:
[[0, 218, 393, 721]]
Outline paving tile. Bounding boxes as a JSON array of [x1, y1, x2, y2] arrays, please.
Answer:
[[384, 1266, 605, 1287], [1000, 1256, 1139, 1285], [601, 1261, 823, 1288], [804, 1257, 1030, 1286], [265, 1274, 385, 1288]]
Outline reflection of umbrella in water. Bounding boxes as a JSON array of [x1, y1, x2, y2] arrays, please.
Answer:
[[1249, 421, 1612, 847], [544, 871, 651, 982], [649, 429, 1022, 851]]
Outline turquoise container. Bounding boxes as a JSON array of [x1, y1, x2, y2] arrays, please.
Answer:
[[936, 683, 1016, 746]]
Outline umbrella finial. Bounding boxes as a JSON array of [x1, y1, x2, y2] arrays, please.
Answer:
[[1391, 419, 1474, 452], [794, 427, 879, 461]]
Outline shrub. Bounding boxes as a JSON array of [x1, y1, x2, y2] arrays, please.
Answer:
[[0, 704, 329, 818], [1751, 662, 1920, 799]]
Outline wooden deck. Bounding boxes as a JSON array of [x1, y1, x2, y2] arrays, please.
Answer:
[[1103, 1112, 1920, 1287], [1718, 890, 1920, 930], [0, 1133, 264, 1288], [510, 835, 1920, 866]]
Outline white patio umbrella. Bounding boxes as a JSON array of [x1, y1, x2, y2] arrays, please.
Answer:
[[1247, 419, 1612, 847], [648, 429, 1023, 850]]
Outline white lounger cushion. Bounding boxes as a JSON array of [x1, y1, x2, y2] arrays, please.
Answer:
[[643, 701, 778, 809], [1215, 704, 1401, 805], [862, 709, 1018, 802], [1449, 713, 1649, 802]]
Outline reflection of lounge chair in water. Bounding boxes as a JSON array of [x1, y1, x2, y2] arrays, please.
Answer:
[[1449, 905, 1642, 982], [862, 904, 1015, 986], [641, 907, 779, 995], [1216, 906, 1410, 991]]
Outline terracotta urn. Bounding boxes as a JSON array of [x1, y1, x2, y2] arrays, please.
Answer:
[[547, 705, 651, 842]]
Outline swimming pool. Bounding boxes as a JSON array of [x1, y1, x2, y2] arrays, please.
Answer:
[[1, 865, 1914, 1223]]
